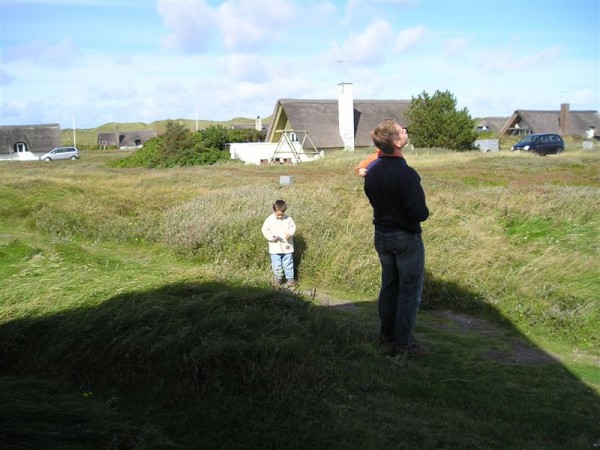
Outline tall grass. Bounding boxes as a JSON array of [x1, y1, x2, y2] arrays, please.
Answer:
[[1, 149, 598, 347]]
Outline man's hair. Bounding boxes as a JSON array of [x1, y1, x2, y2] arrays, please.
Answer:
[[371, 118, 400, 155], [273, 199, 287, 212]]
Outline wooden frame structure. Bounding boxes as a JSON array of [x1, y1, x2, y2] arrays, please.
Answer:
[[269, 129, 321, 165]]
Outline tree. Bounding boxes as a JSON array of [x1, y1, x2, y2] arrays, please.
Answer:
[[198, 125, 264, 151], [405, 90, 477, 150], [159, 121, 197, 163], [198, 125, 230, 151]]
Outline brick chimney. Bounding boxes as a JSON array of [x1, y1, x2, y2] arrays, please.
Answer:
[[337, 82, 355, 151], [560, 103, 570, 136]]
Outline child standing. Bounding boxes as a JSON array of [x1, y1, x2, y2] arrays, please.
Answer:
[[261, 200, 297, 287]]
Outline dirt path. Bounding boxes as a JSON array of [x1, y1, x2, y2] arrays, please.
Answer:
[[302, 289, 599, 367]]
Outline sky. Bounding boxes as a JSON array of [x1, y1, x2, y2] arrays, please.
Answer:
[[1, 0, 599, 129]]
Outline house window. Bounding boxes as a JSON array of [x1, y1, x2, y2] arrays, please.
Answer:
[[289, 132, 297, 142], [14, 142, 29, 153]]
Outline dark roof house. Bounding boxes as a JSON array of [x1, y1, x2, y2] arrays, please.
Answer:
[[0, 123, 61, 156], [266, 83, 411, 150], [97, 130, 158, 148], [500, 104, 600, 137]]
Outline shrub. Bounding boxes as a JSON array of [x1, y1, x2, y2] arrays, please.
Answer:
[[108, 122, 263, 168], [406, 90, 478, 150]]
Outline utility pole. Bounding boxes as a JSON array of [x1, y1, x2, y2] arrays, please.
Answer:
[[72, 115, 76, 147]]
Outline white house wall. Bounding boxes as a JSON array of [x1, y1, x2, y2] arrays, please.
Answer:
[[0, 151, 39, 162], [229, 142, 321, 165]]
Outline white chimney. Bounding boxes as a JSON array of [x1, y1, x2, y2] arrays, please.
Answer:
[[338, 82, 355, 151]]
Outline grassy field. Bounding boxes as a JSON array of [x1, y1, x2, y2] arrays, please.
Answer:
[[1, 146, 599, 449]]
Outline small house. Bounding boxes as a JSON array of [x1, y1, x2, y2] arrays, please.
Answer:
[[230, 83, 412, 165], [97, 130, 158, 149], [0, 124, 61, 161], [500, 104, 600, 137]]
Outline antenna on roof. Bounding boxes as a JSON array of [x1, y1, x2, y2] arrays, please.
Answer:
[[337, 59, 345, 84]]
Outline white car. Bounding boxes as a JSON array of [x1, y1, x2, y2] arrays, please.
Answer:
[[39, 146, 80, 161]]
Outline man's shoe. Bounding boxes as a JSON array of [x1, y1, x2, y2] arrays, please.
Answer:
[[286, 280, 296, 288], [397, 343, 429, 357]]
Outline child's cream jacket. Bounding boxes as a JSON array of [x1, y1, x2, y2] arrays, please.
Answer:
[[261, 214, 296, 254]]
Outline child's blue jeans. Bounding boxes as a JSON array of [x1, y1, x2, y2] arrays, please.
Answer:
[[270, 253, 294, 281]]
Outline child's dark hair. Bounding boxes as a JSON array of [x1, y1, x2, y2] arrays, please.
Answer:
[[273, 200, 287, 212]]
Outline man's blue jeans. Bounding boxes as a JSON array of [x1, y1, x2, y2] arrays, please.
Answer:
[[374, 229, 425, 349], [270, 253, 294, 281]]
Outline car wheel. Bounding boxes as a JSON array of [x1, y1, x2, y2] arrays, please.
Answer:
[[70, 156, 77, 160], [44, 157, 52, 161]]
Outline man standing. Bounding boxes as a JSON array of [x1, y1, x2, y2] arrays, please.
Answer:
[[364, 119, 430, 357]]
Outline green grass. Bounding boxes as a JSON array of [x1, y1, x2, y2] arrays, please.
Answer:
[[1, 148, 599, 449]]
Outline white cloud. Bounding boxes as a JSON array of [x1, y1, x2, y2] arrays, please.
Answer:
[[4, 38, 82, 68], [326, 19, 394, 66], [87, 81, 139, 102], [442, 37, 469, 57], [396, 25, 428, 53], [221, 54, 268, 82], [157, 0, 217, 53], [157, 0, 296, 53], [216, 1, 294, 51], [482, 45, 563, 73]]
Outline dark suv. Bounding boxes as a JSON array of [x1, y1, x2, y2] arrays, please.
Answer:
[[511, 133, 564, 155]]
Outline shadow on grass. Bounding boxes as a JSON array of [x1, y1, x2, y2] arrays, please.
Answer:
[[0, 279, 598, 449], [292, 232, 307, 281]]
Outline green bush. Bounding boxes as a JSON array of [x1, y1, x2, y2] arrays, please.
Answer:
[[108, 122, 262, 168], [406, 90, 478, 150]]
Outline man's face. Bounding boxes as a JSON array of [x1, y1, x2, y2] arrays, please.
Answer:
[[394, 124, 408, 150]]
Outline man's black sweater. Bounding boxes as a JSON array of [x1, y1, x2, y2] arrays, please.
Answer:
[[364, 155, 429, 234]]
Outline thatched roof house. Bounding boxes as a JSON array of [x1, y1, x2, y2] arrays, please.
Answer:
[[476, 117, 509, 133], [500, 104, 600, 137], [97, 130, 158, 148], [266, 83, 411, 150], [0, 123, 61, 156]]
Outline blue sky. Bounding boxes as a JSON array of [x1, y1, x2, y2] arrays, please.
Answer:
[[1, 0, 598, 129]]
